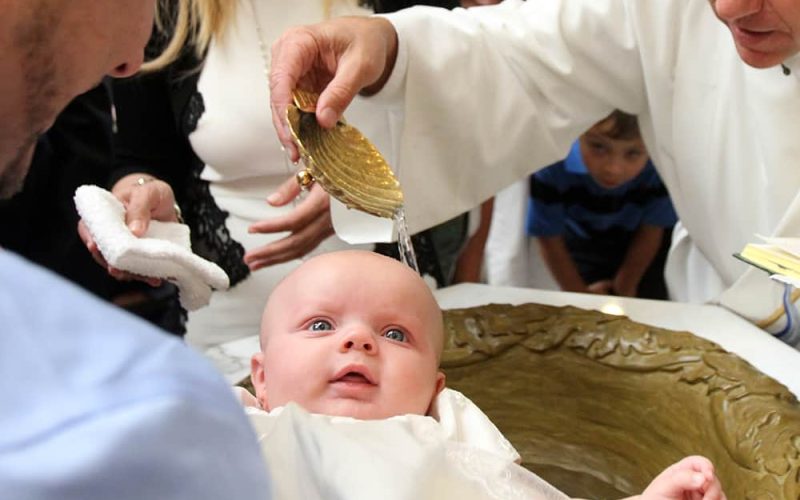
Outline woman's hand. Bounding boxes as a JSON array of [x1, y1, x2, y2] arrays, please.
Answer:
[[77, 173, 180, 286], [243, 176, 334, 271]]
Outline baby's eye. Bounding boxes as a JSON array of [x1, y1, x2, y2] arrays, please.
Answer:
[[383, 329, 407, 342], [309, 319, 333, 331]]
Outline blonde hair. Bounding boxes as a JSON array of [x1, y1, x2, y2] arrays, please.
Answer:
[[144, 0, 347, 72]]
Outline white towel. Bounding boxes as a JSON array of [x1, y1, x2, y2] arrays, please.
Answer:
[[74, 185, 230, 311]]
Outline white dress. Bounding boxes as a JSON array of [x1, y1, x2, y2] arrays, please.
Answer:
[[245, 389, 569, 500], [186, 0, 387, 348], [361, 0, 800, 330]]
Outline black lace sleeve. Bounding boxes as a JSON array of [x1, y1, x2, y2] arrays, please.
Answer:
[[181, 168, 250, 287], [110, 33, 250, 287]]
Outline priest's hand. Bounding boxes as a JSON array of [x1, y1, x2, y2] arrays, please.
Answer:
[[269, 16, 398, 160]]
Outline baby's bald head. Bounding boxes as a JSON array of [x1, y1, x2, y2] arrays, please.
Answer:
[[259, 250, 444, 356]]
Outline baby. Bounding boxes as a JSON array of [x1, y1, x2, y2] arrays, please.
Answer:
[[247, 250, 724, 500]]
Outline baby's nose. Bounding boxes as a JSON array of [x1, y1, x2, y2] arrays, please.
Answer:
[[340, 326, 377, 354]]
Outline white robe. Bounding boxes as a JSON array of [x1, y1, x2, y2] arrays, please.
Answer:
[[355, 0, 800, 330], [246, 389, 568, 500]]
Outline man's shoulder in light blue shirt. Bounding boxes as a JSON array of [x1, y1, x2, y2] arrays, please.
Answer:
[[0, 251, 270, 500]]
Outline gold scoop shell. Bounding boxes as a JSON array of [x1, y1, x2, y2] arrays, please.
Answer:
[[286, 89, 403, 219]]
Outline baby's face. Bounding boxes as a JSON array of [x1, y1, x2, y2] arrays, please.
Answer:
[[252, 251, 445, 420]]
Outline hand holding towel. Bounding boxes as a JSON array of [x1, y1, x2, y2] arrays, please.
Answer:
[[74, 185, 229, 311]]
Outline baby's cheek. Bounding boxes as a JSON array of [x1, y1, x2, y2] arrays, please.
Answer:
[[408, 378, 440, 415]]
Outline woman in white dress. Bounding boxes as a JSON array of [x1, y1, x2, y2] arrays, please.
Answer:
[[89, 0, 460, 350], [104, 0, 377, 350]]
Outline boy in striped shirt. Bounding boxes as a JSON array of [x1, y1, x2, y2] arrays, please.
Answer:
[[528, 111, 677, 298]]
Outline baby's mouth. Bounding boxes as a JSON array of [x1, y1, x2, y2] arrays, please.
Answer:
[[330, 365, 377, 385], [335, 372, 373, 384]]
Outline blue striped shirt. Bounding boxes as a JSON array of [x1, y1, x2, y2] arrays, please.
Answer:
[[527, 140, 677, 240]]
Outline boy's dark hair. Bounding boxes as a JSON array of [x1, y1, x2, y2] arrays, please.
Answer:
[[595, 110, 640, 141]]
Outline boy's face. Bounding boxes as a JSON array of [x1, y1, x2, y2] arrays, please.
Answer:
[[252, 251, 446, 420], [579, 123, 649, 190]]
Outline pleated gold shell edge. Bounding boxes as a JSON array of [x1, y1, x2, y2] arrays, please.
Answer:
[[285, 103, 404, 219]]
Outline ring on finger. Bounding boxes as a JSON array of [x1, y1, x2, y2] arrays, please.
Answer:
[[134, 176, 154, 187]]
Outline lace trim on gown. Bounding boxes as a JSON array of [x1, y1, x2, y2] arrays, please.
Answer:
[[180, 90, 250, 288], [182, 177, 250, 287]]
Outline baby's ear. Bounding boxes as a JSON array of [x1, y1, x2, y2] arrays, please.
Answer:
[[435, 371, 446, 395], [250, 352, 269, 410], [425, 372, 448, 416]]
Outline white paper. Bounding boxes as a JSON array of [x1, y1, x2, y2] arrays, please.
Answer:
[[756, 235, 800, 259]]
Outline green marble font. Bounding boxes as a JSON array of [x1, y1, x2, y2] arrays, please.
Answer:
[[442, 303, 800, 499]]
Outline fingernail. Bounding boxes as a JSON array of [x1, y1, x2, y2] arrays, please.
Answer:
[[267, 193, 280, 204], [691, 473, 704, 487], [319, 107, 337, 126], [129, 221, 142, 234]]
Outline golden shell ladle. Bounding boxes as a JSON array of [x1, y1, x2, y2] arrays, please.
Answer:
[[285, 89, 403, 219]]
